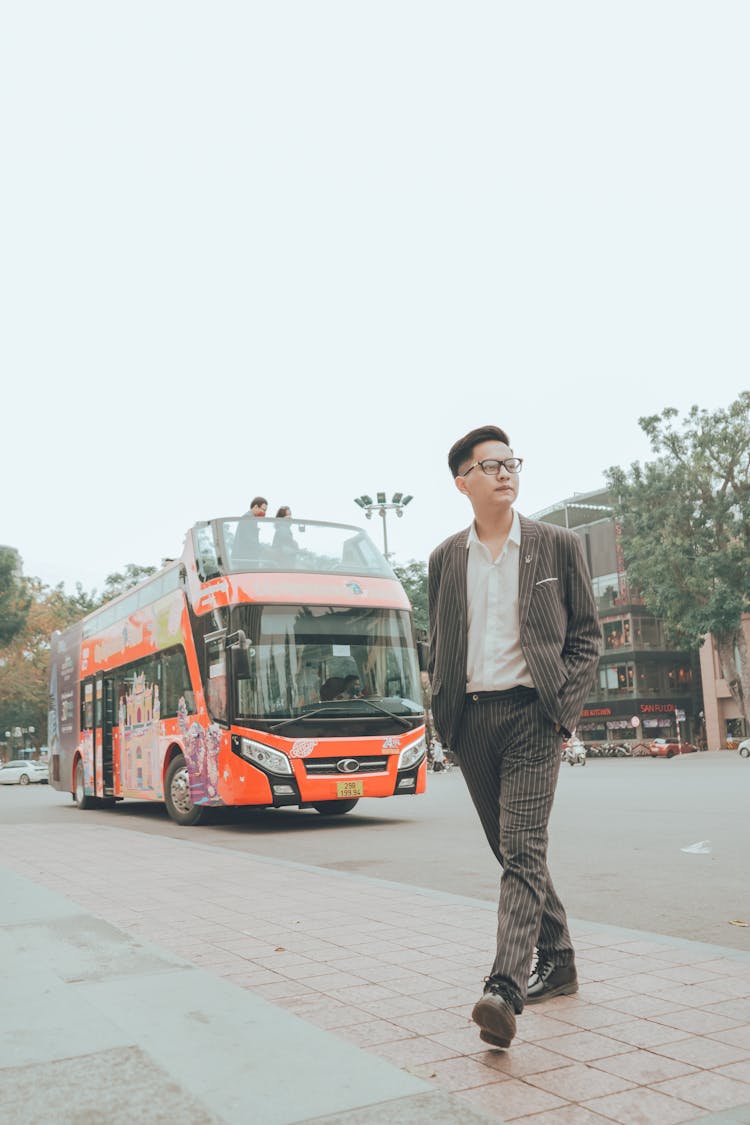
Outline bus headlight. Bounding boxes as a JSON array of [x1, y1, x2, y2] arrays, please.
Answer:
[[398, 736, 426, 770], [239, 738, 292, 775]]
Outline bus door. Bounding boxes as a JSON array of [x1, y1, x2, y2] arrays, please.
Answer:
[[94, 675, 116, 797]]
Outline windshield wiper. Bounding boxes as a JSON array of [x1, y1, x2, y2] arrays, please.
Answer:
[[342, 697, 414, 729], [268, 706, 330, 733], [267, 697, 416, 733]]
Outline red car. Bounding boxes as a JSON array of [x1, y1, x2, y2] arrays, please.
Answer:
[[648, 738, 697, 758]]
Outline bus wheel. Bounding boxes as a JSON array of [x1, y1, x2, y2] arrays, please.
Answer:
[[74, 760, 95, 810], [165, 754, 204, 826], [312, 799, 359, 816]]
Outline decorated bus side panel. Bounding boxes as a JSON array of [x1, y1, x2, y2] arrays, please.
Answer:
[[74, 587, 229, 807], [48, 624, 83, 792]]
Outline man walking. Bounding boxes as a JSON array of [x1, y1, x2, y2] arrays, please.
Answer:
[[428, 425, 600, 1049]]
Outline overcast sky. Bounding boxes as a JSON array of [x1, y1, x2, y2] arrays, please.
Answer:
[[3, 2, 748, 594]]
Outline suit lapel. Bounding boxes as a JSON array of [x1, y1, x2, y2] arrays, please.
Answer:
[[518, 515, 540, 628], [450, 528, 469, 628]]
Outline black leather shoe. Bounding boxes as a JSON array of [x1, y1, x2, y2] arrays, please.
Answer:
[[526, 958, 578, 1004], [471, 981, 517, 1049], [479, 1026, 514, 1048]]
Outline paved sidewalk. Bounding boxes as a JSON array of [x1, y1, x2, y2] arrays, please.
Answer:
[[2, 821, 750, 1124]]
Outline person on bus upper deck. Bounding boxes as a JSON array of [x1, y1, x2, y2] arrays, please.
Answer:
[[428, 423, 600, 1051], [233, 496, 269, 564], [272, 506, 297, 555]]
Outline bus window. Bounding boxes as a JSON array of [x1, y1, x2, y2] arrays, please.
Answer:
[[232, 605, 422, 720], [205, 634, 228, 723], [220, 519, 392, 577], [161, 648, 195, 716], [194, 524, 221, 581], [82, 681, 94, 729]]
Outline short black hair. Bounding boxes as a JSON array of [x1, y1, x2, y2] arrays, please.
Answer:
[[448, 425, 511, 478], [250, 496, 268, 509]]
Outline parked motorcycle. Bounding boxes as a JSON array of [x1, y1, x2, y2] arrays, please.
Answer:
[[562, 738, 587, 766]]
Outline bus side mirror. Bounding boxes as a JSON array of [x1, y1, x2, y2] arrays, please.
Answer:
[[226, 631, 253, 677], [227, 631, 252, 678], [225, 630, 251, 650], [417, 639, 429, 672]]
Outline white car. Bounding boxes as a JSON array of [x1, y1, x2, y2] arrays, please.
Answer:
[[739, 738, 750, 759], [0, 759, 49, 785]]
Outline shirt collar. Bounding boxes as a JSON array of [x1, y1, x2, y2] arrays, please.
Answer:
[[466, 509, 521, 549]]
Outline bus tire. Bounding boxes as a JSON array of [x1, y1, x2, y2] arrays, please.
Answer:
[[165, 754, 204, 826], [74, 760, 95, 810], [312, 799, 359, 816]]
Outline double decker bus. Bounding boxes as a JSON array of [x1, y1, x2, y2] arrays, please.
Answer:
[[48, 516, 427, 825]]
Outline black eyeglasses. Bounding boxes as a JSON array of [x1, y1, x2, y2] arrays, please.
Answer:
[[462, 457, 523, 477]]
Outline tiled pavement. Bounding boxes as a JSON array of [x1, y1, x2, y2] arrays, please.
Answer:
[[2, 820, 750, 1124]]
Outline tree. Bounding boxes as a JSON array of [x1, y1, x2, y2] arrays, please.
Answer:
[[0, 547, 31, 645], [102, 563, 157, 601], [0, 559, 155, 750], [392, 560, 428, 632], [0, 579, 84, 748], [606, 393, 750, 728]]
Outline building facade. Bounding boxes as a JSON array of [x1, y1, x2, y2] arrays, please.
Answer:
[[697, 616, 750, 749], [533, 489, 702, 746]]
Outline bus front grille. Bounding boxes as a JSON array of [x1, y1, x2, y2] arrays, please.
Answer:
[[303, 756, 389, 776]]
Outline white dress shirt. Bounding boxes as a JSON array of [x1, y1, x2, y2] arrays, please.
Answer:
[[465, 510, 535, 692]]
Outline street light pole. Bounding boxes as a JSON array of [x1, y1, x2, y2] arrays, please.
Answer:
[[353, 492, 413, 560], [379, 504, 390, 559]]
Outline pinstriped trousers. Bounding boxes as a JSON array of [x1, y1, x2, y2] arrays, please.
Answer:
[[453, 687, 574, 1012]]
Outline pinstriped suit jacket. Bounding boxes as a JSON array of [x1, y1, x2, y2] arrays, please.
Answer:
[[427, 514, 601, 747]]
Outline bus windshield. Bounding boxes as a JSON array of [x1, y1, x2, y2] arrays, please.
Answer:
[[220, 518, 392, 577], [232, 604, 422, 721]]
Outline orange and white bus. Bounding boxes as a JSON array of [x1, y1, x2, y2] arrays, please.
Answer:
[[48, 516, 427, 825]]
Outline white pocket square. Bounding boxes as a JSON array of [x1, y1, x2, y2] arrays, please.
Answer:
[[535, 577, 558, 585]]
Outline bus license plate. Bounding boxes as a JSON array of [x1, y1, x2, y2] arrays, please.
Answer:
[[337, 780, 364, 798]]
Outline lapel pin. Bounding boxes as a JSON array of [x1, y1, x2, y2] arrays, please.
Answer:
[[525, 555, 532, 564]]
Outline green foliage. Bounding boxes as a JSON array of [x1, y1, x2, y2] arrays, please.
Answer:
[[0, 578, 84, 748], [65, 582, 102, 617], [606, 393, 750, 647], [102, 563, 158, 601], [0, 561, 157, 749], [606, 393, 750, 722], [0, 547, 31, 646], [392, 559, 428, 632]]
